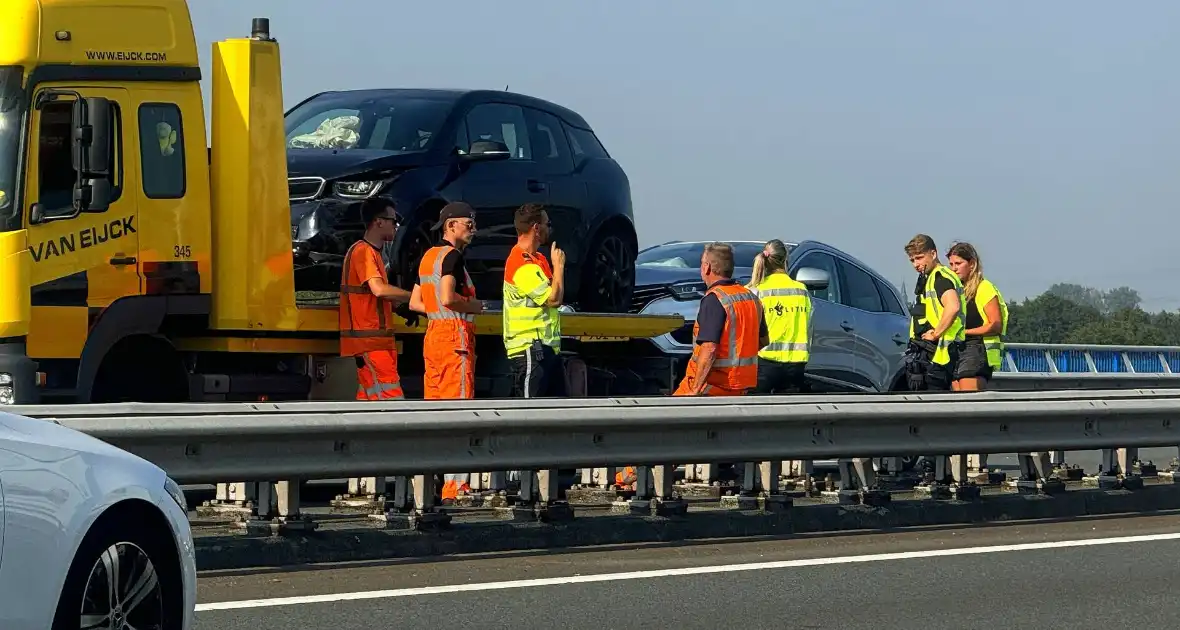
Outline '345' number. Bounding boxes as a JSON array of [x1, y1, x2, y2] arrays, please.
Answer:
[[173, 245, 192, 258]]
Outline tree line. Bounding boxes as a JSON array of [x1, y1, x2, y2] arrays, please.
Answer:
[[1004, 283, 1180, 346]]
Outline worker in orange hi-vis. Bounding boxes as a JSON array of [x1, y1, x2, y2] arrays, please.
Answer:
[[410, 202, 484, 399], [409, 202, 485, 503], [339, 197, 418, 400], [615, 242, 767, 489]]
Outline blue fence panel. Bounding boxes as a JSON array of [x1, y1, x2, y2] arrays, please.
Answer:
[[1007, 349, 1050, 372], [1052, 350, 1090, 373], [1166, 352, 1180, 374], [1126, 351, 1165, 373], [1088, 351, 1126, 373]]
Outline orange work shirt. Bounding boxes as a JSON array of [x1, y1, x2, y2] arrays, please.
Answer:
[[339, 239, 397, 356]]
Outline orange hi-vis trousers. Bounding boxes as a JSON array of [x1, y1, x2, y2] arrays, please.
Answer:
[[355, 350, 405, 400], [423, 323, 476, 400]]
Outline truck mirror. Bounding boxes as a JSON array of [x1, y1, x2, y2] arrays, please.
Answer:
[[71, 96, 112, 177]]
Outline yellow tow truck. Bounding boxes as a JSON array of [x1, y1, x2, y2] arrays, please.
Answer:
[[0, 0, 683, 404]]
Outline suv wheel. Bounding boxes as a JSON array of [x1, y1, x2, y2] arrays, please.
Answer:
[[579, 229, 635, 313]]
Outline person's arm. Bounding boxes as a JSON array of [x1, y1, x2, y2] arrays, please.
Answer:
[[757, 298, 770, 349], [514, 262, 558, 308], [929, 275, 961, 338], [967, 296, 1003, 337], [409, 284, 426, 314], [690, 296, 726, 394], [545, 253, 565, 307], [359, 249, 411, 303], [438, 251, 484, 314]]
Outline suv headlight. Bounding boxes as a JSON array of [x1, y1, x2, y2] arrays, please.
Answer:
[[668, 281, 706, 300], [333, 180, 384, 199], [0, 372, 13, 405], [163, 476, 187, 512]]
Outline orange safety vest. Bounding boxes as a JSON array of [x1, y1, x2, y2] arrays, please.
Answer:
[[683, 282, 760, 392], [338, 240, 397, 356], [418, 243, 477, 330]]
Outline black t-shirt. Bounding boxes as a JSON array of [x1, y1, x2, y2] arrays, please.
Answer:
[[695, 279, 769, 345], [437, 239, 469, 294], [911, 272, 956, 335], [965, 296, 983, 330]]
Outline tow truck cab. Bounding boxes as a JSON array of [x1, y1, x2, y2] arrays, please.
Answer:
[[0, 0, 684, 405]]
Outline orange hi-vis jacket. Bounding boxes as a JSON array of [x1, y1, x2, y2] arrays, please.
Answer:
[[418, 243, 478, 400], [676, 282, 761, 395], [339, 240, 398, 356]]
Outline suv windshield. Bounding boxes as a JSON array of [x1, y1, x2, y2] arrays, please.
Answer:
[[0, 66, 24, 228], [638, 242, 787, 269], [284, 93, 453, 154]]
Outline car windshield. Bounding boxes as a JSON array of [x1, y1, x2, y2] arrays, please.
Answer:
[[637, 242, 786, 269], [0, 66, 24, 226], [284, 94, 453, 153]]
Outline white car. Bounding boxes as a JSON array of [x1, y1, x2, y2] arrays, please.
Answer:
[[0, 410, 196, 629]]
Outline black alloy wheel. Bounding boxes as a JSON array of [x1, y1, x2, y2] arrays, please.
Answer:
[[581, 231, 635, 313]]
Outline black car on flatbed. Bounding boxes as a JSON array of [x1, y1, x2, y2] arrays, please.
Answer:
[[286, 88, 637, 314]]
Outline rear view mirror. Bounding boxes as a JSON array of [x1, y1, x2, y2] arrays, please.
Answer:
[[70, 96, 113, 213], [460, 140, 512, 163], [795, 266, 829, 290]]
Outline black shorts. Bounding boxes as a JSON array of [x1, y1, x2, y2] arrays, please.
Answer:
[[954, 337, 993, 381]]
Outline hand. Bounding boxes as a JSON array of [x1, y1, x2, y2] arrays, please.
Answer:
[[921, 330, 937, 342], [551, 242, 566, 269], [394, 302, 420, 328]]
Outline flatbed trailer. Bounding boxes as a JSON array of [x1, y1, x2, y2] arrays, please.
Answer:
[[0, 0, 683, 405]]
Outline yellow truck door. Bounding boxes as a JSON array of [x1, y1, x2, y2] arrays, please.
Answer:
[[23, 86, 139, 359]]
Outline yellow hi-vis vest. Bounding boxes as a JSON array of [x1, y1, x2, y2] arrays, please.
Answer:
[[755, 272, 811, 363], [972, 277, 1008, 370], [908, 265, 966, 366], [502, 246, 561, 357]]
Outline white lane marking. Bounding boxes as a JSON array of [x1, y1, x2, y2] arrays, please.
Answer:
[[196, 531, 1180, 612]]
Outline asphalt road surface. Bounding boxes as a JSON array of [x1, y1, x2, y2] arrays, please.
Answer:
[[195, 512, 1180, 629]]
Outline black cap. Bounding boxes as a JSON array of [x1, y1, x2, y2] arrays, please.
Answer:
[[431, 202, 476, 230]]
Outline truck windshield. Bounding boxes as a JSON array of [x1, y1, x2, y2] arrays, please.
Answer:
[[0, 66, 24, 228], [284, 94, 453, 153]]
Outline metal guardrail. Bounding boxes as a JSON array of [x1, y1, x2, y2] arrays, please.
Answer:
[[17, 389, 1180, 485]]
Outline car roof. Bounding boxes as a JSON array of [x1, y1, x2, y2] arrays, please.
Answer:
[[296, 88, 593, 130]]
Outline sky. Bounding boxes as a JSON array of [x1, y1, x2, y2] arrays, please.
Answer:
[[191, 1, 1180, 309]]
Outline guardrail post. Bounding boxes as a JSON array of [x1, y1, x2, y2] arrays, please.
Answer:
[[1084, 447, 1146, 490], [1006, 453, 1065, 494], [567, 467, 620, 505], [197, 482, 257, 519], [826, 458, 889, 506], [501, 470, 574, 523], [781, 459, 815, 494], [332, 477, 386, 510], [917, 455, 980, 501]]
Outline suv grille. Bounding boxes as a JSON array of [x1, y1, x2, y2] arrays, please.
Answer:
[[289, 177, 326, 202], [630, 285, 671, 313]]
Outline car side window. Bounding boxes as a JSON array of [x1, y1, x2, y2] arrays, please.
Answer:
[[795, 252, 841, 304], [138, 103, 186, 199], [874, 277, 907, 315], [564, 123, 609, 161], [36, 99, 123, 217], [464, 103, 531, 160], [453, 118, 470, 155], [523, 107, 574, 171], [837, 259, 885, 313]]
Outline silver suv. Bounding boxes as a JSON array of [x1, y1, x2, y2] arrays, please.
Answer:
[[632, 239, 911, 393]]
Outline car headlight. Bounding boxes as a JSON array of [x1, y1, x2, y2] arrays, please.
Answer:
[[333, 180, 384, 199], [0, 372, 13, 405], [298, 210, 318, 240], [640, 295, 701, 321], [668, 281, 706, 300], [163, 476, 187, 512]]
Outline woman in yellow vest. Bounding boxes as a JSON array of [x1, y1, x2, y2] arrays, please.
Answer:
[[945, 242, 1007, 391], [747, 240, 812, 393]]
